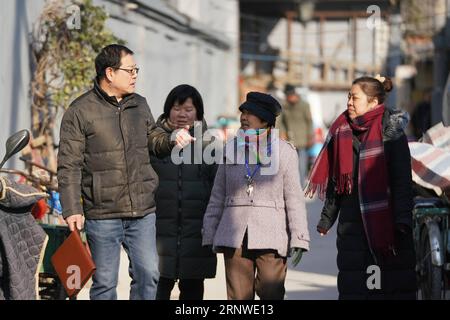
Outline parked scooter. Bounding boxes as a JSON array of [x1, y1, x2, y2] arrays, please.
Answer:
[[0, 130, 72, 300], [0, 130, 49, 300]]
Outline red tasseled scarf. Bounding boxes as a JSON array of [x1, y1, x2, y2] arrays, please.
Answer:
[[306, 105, 396, 256]]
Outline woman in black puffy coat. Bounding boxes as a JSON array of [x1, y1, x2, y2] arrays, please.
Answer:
[[151, 85, 217, 300], [306, 76, 416, 299]]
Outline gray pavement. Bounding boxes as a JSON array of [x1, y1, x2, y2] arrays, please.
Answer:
[[285, 196, 338, 300], [78, 196, 339, 300]]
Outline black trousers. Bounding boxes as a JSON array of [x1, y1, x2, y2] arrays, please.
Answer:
[[156, 277, 204, 300]]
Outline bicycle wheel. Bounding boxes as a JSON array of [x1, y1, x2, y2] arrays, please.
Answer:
[[419, 229, 443, 300]]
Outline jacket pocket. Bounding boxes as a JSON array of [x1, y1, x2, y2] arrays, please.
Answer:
[[92, 172, 102, 206]]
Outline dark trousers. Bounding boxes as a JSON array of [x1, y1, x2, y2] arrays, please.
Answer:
[[156, 277, 204, 300], [223, 235, 287, 300]]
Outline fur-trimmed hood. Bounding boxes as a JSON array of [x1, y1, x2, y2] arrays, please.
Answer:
[[383, 108, 409, 141]]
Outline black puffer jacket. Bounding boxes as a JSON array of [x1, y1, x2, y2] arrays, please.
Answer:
[[317, 109, 417, 300], [58, 80, 173, 220], [151, 116, 217, 280]]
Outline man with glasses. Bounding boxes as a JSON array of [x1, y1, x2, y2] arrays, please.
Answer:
[[57, 44, 194, 300]]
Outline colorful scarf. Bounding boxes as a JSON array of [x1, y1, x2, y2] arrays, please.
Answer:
[[306, 105, 395, 255]]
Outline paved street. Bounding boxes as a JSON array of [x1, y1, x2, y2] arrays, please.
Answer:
[[285, 197, 338, 300], [78, 196, 339, 300]]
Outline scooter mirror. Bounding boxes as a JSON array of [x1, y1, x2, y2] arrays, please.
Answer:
[[0, 130, 30, 169]]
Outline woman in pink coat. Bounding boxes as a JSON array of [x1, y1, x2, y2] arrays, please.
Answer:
[[202, 92, 310, 300]]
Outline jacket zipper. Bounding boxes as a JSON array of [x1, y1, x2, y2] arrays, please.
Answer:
[[175, 163, 182, 278], [117, 106, 134, 212]]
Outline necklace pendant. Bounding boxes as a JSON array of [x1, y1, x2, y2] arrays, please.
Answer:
[[246, 183, 254, 196]]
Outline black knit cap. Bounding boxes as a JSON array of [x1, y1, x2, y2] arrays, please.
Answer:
[[239, 92, 282, 126]]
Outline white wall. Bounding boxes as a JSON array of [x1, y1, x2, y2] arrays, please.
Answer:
[[0, 0, 46, 169], [98, 0, 239, 125], [154, 0, 240, 120]]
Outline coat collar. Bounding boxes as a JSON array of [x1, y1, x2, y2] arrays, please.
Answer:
[[93, 78, 138, 109]]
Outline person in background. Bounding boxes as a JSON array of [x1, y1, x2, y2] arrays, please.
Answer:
[[278, 84, 313, 187], [151, 85, 217, 300]]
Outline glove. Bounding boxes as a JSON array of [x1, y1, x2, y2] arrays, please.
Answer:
[[291, 248, 303, 267]]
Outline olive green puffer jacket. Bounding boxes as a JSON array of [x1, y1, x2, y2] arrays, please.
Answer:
[[58, 80, 173, 220]]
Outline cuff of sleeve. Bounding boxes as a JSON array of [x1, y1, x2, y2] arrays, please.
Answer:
[[290, 238, 310, 252], [62, 210, 84, 220], [317, 218, 333, 231], [201, 228, 214, 246], [202, 237, 213, 246]]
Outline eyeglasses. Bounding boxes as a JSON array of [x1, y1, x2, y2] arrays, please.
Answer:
[[114, 67, 140, 75]]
